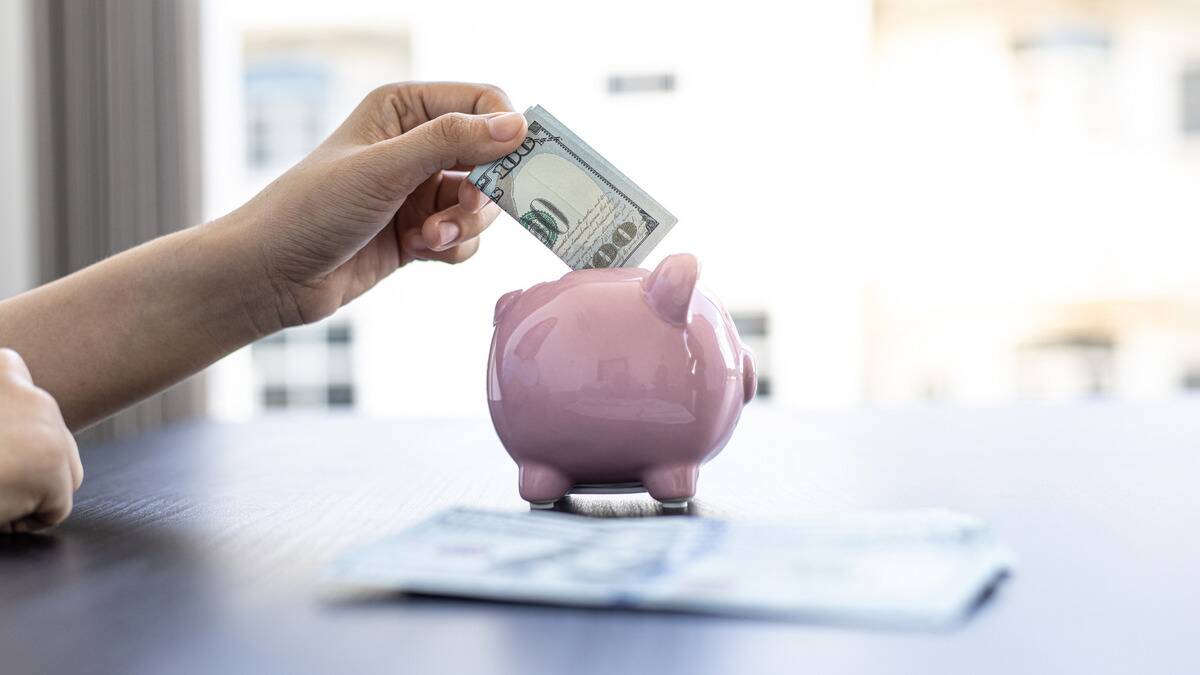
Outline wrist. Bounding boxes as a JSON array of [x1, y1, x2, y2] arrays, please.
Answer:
[[187, 209, 297, 341]]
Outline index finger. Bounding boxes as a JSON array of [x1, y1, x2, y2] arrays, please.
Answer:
[[412, 82, 516, 118]]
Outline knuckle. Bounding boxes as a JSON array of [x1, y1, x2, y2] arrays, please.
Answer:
[[25, 385, 60, 413], [436, 113, 474, 144], [477, 82, 504, 98], [6, 393, 70, 460], [366, 82, 403, 104], [475, 82, 510, 107], [2, 378, 57, 413], [0, 349, 23, 376], [29, 383, 54, 405], [360, 83, 412, 138]]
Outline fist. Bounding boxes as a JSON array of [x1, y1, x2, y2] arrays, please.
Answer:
[[0, 348, 83, 533]]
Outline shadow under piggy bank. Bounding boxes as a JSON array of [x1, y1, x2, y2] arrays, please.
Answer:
[[487, 253, 756, 511]]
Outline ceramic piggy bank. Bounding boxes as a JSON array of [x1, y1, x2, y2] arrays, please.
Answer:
[[487, 253, 756, 509]]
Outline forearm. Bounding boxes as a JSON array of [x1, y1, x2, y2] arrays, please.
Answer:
[[0, 213, 281, 430], [0, 82, 521, 430]]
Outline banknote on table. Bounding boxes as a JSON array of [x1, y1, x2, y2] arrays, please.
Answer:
[[324, 508, 1013, 629], [466, 105, 677, 270]]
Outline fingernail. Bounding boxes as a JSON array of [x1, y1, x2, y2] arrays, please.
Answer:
[[435, 222, 460, 249], [486, 112, 525, 142]]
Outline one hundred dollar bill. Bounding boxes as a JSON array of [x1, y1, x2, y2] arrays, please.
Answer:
[[325, 507, 1014, 629], [467, 105, 677, 270]]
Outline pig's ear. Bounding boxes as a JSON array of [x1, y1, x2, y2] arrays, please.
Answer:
[[643, 254, 700, 326], [494, 290, 523, 326]]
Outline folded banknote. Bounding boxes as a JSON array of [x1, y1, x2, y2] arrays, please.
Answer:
[[325, 507, 1013, 630], [467, 105, 677, 270]]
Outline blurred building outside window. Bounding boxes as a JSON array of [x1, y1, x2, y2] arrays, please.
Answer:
[[608, 73, 676, 94], [1181, 63, 1200, 136], [202, 0, 1200, 422], [245, 61, 329, 171], [254, 320, 355, 411], [864, 0, 1200, 405], [204, 10, 411, 419], [731, 311, 771, 398]]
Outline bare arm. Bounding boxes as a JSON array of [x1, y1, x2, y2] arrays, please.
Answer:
[[0, 81, 527, 430], [0, 218, 272, 428]]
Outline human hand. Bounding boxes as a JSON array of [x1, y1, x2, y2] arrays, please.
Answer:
[[223, 81, 528, 328], [0, 348, 83, 533]]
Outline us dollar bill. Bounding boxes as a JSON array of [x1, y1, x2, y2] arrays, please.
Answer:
[[326, 507, 1014, 629], [467, 105, 677, 270]]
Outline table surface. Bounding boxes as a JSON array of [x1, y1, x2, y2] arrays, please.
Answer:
[[2, 402, 1198, 674]]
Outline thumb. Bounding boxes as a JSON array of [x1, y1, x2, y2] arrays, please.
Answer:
[[372, 111, 528, 196]]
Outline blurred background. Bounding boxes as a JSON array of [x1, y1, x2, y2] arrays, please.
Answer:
[[4, 0, 1200, 440]]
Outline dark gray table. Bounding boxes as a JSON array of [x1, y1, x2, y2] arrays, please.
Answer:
[[2, 403, 1198, 674]]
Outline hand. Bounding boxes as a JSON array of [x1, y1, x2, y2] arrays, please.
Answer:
[[225, 81, 528, 327], [0, 348, 83, 533]]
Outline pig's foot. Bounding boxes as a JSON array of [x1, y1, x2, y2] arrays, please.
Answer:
[[518, 463, 572, 505], [642, 465, 699, 504]]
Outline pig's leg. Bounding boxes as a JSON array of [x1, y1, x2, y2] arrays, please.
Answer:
[[642, 464, 699, 507], [518, 463, 572, 508]]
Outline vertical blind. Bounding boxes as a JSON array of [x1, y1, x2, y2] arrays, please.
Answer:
[[32, 0, 205, 443]]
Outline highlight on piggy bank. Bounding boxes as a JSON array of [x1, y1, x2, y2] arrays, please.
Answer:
[[486, 253, 756, 510]]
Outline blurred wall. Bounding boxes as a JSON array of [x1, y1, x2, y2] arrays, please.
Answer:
[[0, 0, 34, 299]]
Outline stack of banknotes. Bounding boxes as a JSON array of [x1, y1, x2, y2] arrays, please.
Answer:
[[467, 105, 677, 270], [325, 507, 1013, 629]]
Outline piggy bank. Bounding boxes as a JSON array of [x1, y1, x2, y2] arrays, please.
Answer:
[[487, 253, 756, 509]]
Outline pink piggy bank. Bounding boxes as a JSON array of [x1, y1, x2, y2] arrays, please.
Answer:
[[487, 253, 757, 509]]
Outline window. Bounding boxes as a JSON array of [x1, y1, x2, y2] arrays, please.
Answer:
[[244, 62, 330, 171], [608, 73, 676, 94], [1181, 366, 1200, 391], [1182, 64, 1200, 135], [731, 311, 771, 398], [251, 319, 355, 411], [1016, 334, 1115, 399]]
